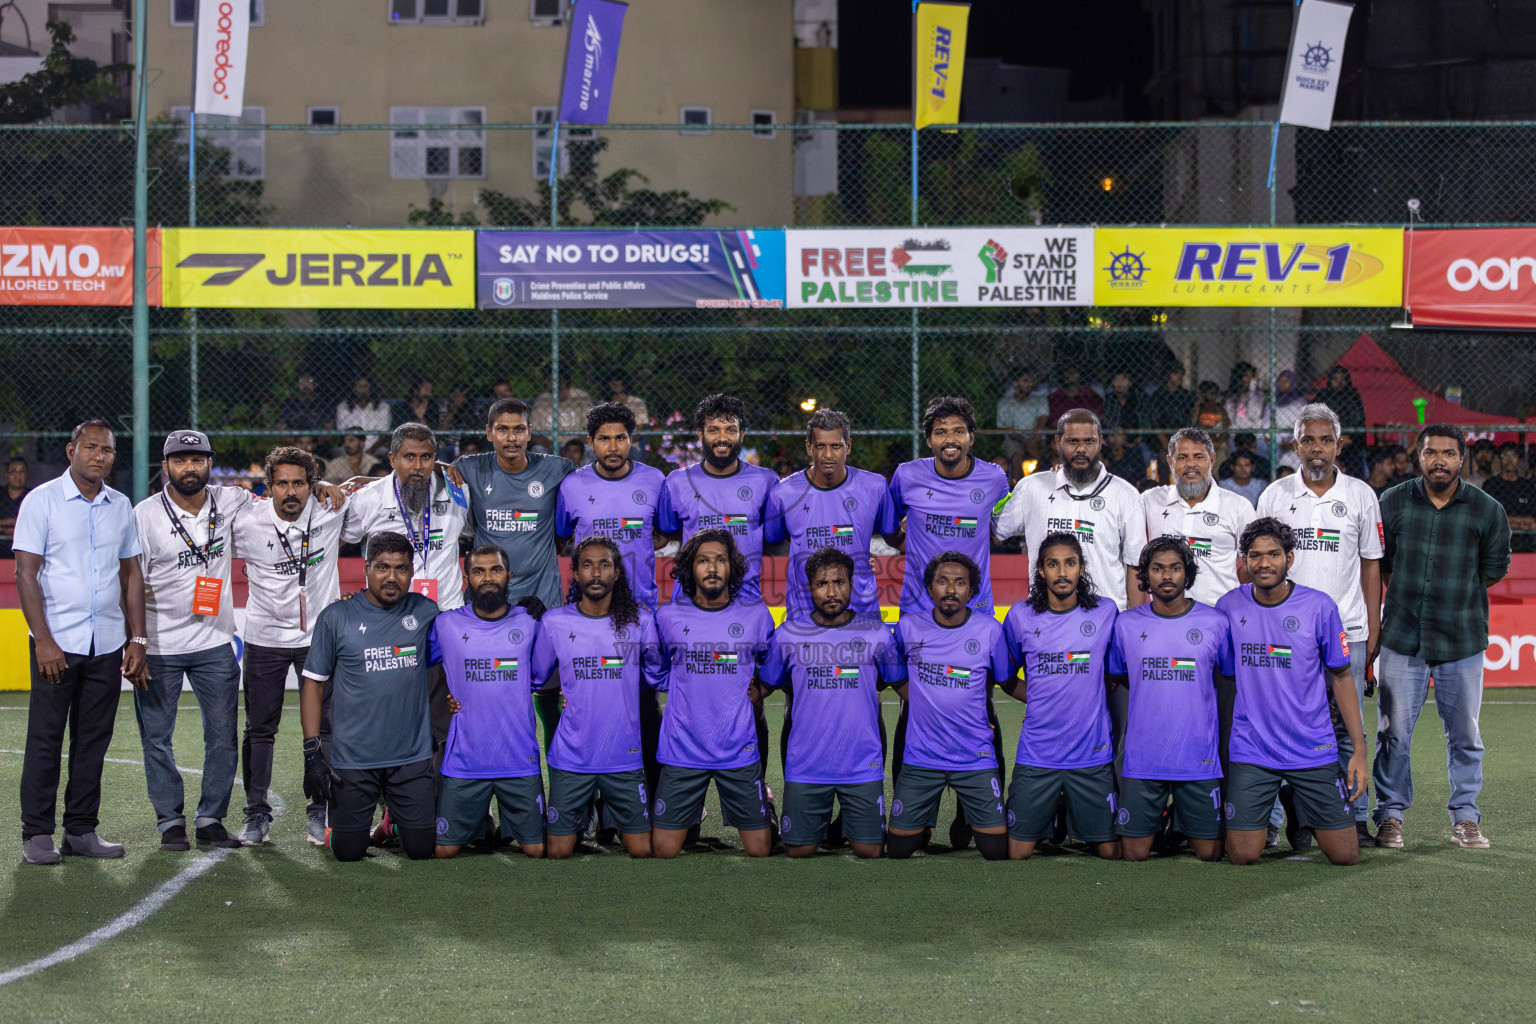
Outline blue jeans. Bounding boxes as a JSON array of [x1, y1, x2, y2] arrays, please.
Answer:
[[134, 644, 241, 831], [1372, 647, 1485, 825], [1270, 644, 1370, 828]]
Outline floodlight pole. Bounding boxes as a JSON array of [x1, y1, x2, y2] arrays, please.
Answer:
[[131, 0, 150, 500]]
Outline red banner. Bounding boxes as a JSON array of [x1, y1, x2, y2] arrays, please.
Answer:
[[0, 227, 160, 306], [1406, 228, 1536, 328]]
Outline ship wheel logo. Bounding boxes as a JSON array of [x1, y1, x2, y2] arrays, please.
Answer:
[[1103, 247, 1146, 283], [1301, 41, 1333, 72]]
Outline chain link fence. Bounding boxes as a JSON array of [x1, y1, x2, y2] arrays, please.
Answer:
[[0, 120, 1533, 491]]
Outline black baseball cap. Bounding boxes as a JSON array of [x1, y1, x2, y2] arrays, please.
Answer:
[[163, 429, 216, 458]]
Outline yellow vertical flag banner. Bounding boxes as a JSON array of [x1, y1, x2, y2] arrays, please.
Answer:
[[913, 2, 969, 130]]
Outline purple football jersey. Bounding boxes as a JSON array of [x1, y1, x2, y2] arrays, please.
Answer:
[[1217, 583, 1351, 770], [430, 604, 542, 779], [555, 461, 666, 608], [889, 457, 1009, 613], [1105, 602, 1232, 780], [1003, 600, 1118, 769], [654, 597, 776, 769], [656, 461, 776, 604], [893, 609, 1014, 771], [529, 604, 665, 774], [765, 468, 900, 619], [759, 613, 906, 785]]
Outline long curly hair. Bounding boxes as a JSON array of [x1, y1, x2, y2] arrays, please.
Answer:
[[671, 528, 746, 600], [565, 535, 640, 631], [1027, 532, 1101, 613], [1134, 536, 1199, 594]]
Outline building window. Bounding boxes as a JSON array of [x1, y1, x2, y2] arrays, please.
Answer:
[[307, 106, 339, 135], [751, 110, 777, 139], [532, 107, 597, 180], [172, 0, 263, 27], [170, 105, 265, 179], [530, 0, 564, 23], [390, 106, 486, 180], [389, 0, 484, 24], [679, 106, 711, 136]]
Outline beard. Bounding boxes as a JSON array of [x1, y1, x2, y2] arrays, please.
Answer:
[[704, 441, 741, 471], [1063, 459, 1100, 488], [1305, 461, 1333, 483], [471, 583, 508, 615], [402, 474, 430, 514], [170, 468, 210, 496], [1176, 473, 1212, 500]]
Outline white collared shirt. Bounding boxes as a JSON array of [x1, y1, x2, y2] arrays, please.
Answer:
[[995, 464, 1147, 610], [341, 472, 468, 610], [134, 484, 254, 655], [1142, 482, 1256, 606], [231, 496, 346, 648], [1256, 471, 1383, 639]]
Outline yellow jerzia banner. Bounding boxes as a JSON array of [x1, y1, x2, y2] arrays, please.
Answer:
[[913, 2, 969, 130], [161, 229, 475, 308], [1095, 228, 1404, 307]]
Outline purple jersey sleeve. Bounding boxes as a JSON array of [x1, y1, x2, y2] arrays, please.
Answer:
[[655, 477, 681, 535], [763, 486, 788, 546], [990, 626, 1015, 687], [1105, 623, 1127, 675], [759, 629, 790, 689], [529, 625, 557, 687], [554, 484, 575, 539], [876, 624, 907, 686], [875, 483, 900, 537]]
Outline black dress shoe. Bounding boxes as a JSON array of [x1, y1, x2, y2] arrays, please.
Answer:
[[196, 822, 244, 849], [161, 824, 191, 851]]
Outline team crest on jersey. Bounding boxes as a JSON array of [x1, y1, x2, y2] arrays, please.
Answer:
[[654, 798, 666, 816], [1187, 628, 1203, 644], [892, 799, 903, 817], [843, 496, 860, 512], [528, 481, 545, 498], [436, 817, 449, 835], [1090, 496, 1105, 511], [729, 622, 744, 638], [402, 615, 418, 631], [1116, 808, 1131, 826], [208, 510, 225, 528], [1203, 512, 1219, 526], [780, 815, 792, 833], [509, 628, 524, 643], [969, 488, 985, 504], [965, 638, 980, 654], [632, 489, 647, 505], [615, 626, 629, 641], [737, 486, 753, 501], [1080, 620, 1096, 637], [547, 807, 559, 824], [1283, 616, 1300, 633], [1332, 501, 1347, 518], [851, 638, 867, 653], [433, 500, 449, 515]]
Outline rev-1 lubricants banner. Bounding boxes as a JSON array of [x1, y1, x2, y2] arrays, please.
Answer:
[[1095, 228, 1402, 306], [162, 229, 475, 308], [786, 228, 1094, 307], [477, 229, 785, 309]]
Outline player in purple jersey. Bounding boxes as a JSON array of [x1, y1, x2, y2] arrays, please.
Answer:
[[651, 529, 776, 859], [1217, 518, 1366, 867], [532, 536, 665, 860], [765, 409, 902, 620], [431, 546, 546, 859], [761, 548, 906, 859], [1105, 538, 1232, 863], [886, 552, 1016, 861], [888, 396, 1010, 615], [1001, 534, 1121, 860]]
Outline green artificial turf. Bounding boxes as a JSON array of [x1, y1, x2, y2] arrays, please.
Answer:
[[0, 690, 1533, 1022]]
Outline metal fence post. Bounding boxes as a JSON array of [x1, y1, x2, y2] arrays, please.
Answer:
[[910, 127, 920, 458], [131, 0, 150, 501], [188, 112, 199, 429], [550, 164, 560, 454]]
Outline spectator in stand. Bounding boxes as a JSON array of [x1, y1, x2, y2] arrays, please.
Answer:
[[277, 373, 333, 434], [1481, 442, 1536, 552], [1270, 370, 1310, 465], [459, 436, 489, 457], [1103, 429, 1152, 488], [335, 375, 391, 455], [1141, 367, 1197, 447], [394, 377, 448, 432], [1391, 445, 1414, 483], [530, 377, 594, 437], [1192, 381, 1231, 463], [1465, 440, 1497, 486], [1366, 447, 1397, 496], [609, 376, 650, 427], [1224, 362, 1273, 458], [996, 370, 1050, 463], [0, 455, 31, 555], [1312, 366, 1366, 441], [1219, 433, 1272, 483], [1047, 366, 1103, 424], [1218, 451, 1267, 505], [323, 434, 386, 485], [561, 437, 593, 469], [1100, 370, 1140, 433]]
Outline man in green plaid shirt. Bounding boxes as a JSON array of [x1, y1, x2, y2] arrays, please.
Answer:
[[1374, 424, 1510, 851]]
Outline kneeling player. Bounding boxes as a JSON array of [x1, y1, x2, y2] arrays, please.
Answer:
[[1106, 538, 1231, 862], [431, 546, 546, 859], [1001, 533, 1121, 860], [300, 532, 440, 862], [1218, 518, 1365, 866], [532, 536, 664, 859], [887, 552, 1014, 861], [651, 529, 776, 858], [761, 548, 905, 859]]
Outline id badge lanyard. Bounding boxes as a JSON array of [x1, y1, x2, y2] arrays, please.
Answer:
[[162, 490, 222, 616], [394, 477, 439, 601], [273, 510, 313, 632]]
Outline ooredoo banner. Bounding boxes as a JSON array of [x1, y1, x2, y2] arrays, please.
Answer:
[[786, 228, 1093, 307], [0, 227, 160, 306], [1405, 228, 1536, 328]]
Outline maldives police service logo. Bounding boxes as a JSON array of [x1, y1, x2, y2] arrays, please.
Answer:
[[1332, 501, 1347, 518], [965, 638, 981, 655], [1203, 512, 1219, 527], [851, 638, 867, 653], [1283, 616, 1300, 633], [493, 277, 515, 304], [632, 489, 647, 505], [737, 486, 753, 501], [528, 481, 545, 498], [969, 488, 985, 504], [509, 628, 524, 643], [843, 496, 859, 512], [1081, 620, 1096, 637], [1090, 496, 1105, 511], [729, 622, 744, 638], [1187, 628, 1203, 644], [402, 615, 418, 631]]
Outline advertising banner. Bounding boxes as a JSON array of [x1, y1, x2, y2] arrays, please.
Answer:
[[0, 227, 160, 306], [1277, 0, 1354, 131], [913, 2, 969, 130], [1095, 228, 1401, 306], [558, 0, 627, 125], [193, 0, 251, 117], [786, 227, 1093, 308], [477, 229, 784, 309], [1405, 228, 1536, 328], [162, 229, 475, 308]]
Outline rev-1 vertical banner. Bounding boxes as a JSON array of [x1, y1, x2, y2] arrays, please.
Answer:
[[559, 0, 628, 125]]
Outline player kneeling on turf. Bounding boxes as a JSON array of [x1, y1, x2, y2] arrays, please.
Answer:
[[1105, 538, 1232, 862], [1001, 533, 1121, 860], [651, 529, 776, 858], [761, 547, 906, 859], [531, 536, 665, 859], [431, 545, 547, 859], [887, 552, 1014, 861], [1218, 518, 1366, 866], [300, 532, 441, 862]]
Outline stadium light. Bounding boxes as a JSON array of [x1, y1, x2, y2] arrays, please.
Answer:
[[799, 397, 818, 412]]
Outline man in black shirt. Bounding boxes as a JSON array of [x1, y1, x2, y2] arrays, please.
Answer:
[[278, 373, 333, 434], [1480, 442, 1536, 552]]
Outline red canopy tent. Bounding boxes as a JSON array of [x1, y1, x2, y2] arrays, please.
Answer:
[[1330, 332, 1523, 444]]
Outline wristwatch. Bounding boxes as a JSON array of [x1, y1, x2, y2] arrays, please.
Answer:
[[129, 636, 148, 647]]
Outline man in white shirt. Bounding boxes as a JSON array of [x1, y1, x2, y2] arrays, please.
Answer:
[[1143, 427, 1256, 607], [1257, 402, 1383, 846], [230, 446, 346, 847]]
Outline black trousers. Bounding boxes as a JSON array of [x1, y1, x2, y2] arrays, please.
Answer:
[[19, 639, 122, 839], [241, 642, 309, 819]]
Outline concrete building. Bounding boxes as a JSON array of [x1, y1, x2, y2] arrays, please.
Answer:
[[142, 0, 795, 227]]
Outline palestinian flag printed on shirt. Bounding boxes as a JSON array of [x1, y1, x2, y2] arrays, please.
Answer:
[[722, 513, 749, 526], [599, 656, 623, 667], [1187, 537, 1213, 553], [619, 518, 644, 529], [511, 511, 537, 522], [1073, 520, 1095, 536], [833, 666, 860, 677], [831, 524, 854, 538], [943, 665, 972, 678], [394, 645, 418, 657], [953, 516, 978, 528], [493, 657, 517, 670], [1316, 528, 1340, 541], [713, 652, 739, 664], [1170, 657, 1197, 669], [1267, 644, 1292, 657], [1066, 651, 1091, 664]]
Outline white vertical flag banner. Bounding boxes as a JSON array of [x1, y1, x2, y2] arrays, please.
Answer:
[[192, 0, 250, 116], [1277, 0, 1354, 131]]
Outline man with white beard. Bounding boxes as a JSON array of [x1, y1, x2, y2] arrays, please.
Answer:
[[1142, 427, 1256, 608]]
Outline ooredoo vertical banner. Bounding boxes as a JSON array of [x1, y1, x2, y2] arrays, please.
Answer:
[[559, 0, 627, 125], [193, 0, 250, 117]]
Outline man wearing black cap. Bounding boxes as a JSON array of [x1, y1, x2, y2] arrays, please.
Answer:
[[132, 430, 343, 850]]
